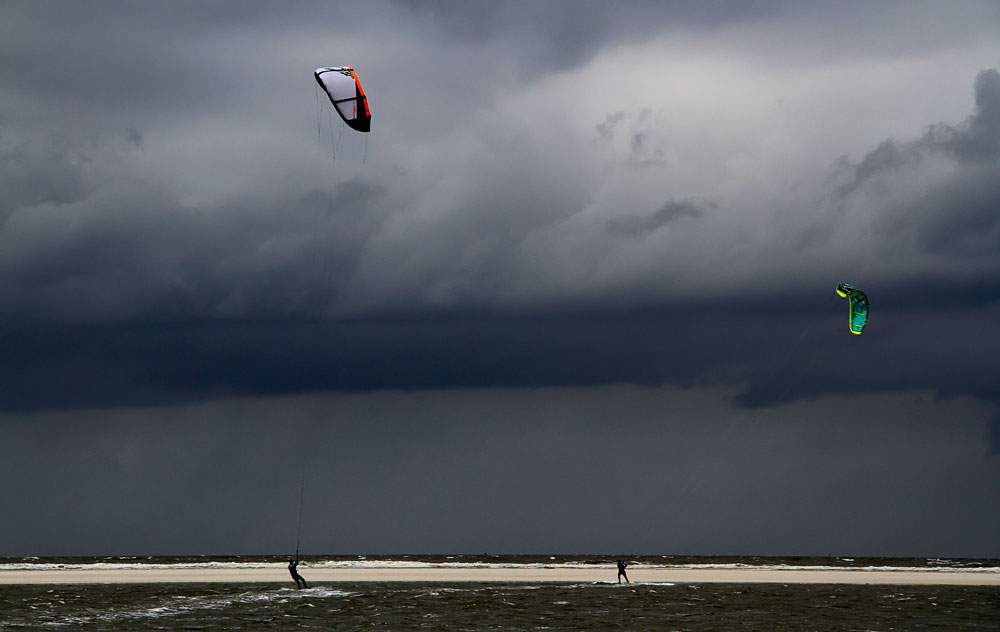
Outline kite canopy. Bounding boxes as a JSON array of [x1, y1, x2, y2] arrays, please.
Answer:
[[836, 283, 868, 334], [315, 66, 371, 132]]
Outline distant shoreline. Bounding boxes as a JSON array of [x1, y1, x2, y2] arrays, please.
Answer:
[[3, 566, 999, 586]]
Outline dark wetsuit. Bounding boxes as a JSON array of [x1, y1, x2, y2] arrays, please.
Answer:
[[288, 559, 307, 589], [617, 559, 629, 583]]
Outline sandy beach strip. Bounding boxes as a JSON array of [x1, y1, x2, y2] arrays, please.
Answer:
[[2, 566, 998, 586]]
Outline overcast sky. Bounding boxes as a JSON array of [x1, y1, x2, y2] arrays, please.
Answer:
[[2, 0, 1000, 558]]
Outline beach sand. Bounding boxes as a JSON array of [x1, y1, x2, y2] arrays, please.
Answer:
[[2, 566, 998, 586]]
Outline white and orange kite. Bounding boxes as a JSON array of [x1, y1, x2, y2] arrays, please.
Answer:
[[314, 66, 371, 133]]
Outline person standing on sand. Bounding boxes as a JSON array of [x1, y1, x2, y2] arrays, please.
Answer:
[[617, 559, 630, 583], [288, 558, 308, 589]]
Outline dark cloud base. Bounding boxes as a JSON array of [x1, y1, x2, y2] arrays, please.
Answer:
[[4, 295, 998, 419], [0, 307, 873, 411]]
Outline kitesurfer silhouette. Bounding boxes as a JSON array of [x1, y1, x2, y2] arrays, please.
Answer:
[[616, 559, 630, 583], [288, 557, 308, 589]]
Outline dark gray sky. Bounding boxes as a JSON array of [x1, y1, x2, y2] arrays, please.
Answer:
[[2, 0, 1000, 557]]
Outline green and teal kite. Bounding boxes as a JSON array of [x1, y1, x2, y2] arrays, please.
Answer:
[[836, 283, 868, 334]]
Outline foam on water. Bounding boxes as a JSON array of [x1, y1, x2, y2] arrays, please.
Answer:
[[4, 558, 999, 574], [27, 586, 355, 627]]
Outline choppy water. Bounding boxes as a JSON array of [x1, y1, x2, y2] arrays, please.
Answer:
[[2, 556, 998, 631]]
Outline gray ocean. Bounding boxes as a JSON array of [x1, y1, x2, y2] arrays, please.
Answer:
[[2, 556, 998, 631]]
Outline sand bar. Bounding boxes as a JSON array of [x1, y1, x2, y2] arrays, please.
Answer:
[[2, 566, 999, 586]]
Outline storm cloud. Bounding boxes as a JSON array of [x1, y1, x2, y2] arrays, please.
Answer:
[[2, 1, 1000, 557]]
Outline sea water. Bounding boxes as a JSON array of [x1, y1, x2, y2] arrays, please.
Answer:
[[2, 555, 998, 631]]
